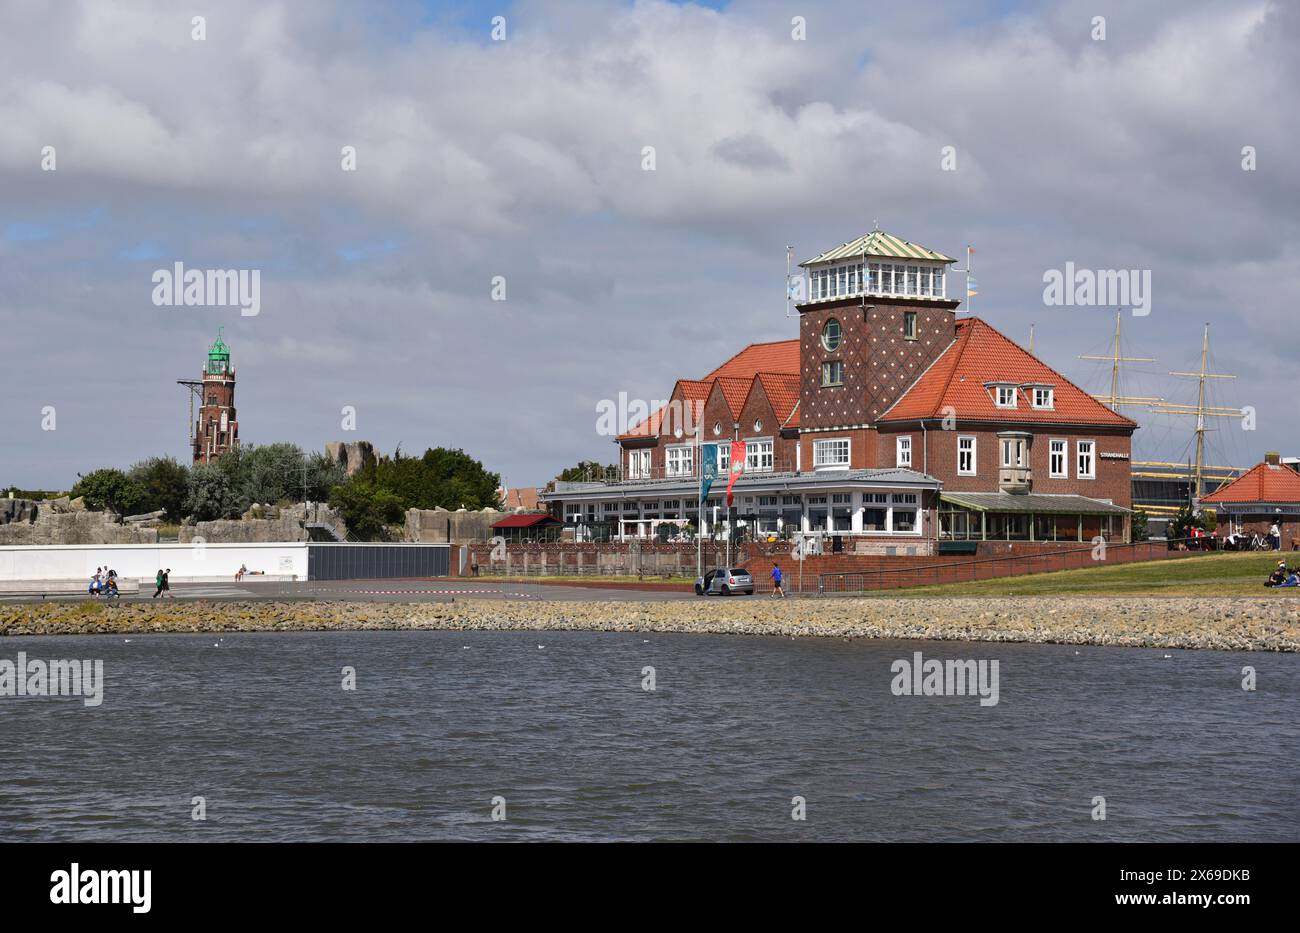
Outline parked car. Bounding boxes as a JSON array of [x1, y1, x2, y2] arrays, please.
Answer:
[[694, 567, 754, 596]]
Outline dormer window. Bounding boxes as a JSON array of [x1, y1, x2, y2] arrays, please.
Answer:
[[1031, 386, 1054, 410], [994, 385, 1017, 408]]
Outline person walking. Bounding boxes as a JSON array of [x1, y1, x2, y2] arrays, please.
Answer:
[[152, 568, 165, 599], [161, 568, 173, 598], [770, 560, 786, 598]]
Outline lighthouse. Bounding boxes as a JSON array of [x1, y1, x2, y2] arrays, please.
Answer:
[[193, 330, 239, 463]]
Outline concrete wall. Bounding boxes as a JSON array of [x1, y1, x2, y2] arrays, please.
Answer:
[[0, 542, 308, 582]]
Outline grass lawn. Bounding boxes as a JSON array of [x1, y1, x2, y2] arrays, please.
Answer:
[[864, 550, 1300, 598], [474, 574, 697, 585]]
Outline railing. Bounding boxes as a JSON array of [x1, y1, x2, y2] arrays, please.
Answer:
[[593, 457, 804, 485], [811, 537, 1206, 595]]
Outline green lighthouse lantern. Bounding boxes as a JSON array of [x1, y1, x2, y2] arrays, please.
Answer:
[[207, 328, 231, 375]]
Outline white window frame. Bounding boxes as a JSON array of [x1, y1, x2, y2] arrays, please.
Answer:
[[896, 435, 912, 468], [1077, 440, 1096, 479], [627, 449, 651, 480], [903, 310, 917, 340], [957, 435, 976, 476], [665, 444, 693, 478], [1000, 437, 1026, 469], [813, 437, 851, 470], [745, 438, 774, 473], [717, 444, 730, 472], [1032, 386, 1055, 410], [821, 360, 843, 387], [1049, 439, 1067, 478], [994, 385, 1017, 408]]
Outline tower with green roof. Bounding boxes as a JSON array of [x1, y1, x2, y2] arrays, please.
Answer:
[[194, 328, 239, 463]]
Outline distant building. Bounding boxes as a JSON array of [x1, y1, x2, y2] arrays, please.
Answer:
[[193, 331, 239, 463], [542, 228, 1136, 549], [499, 486, 541, 511], [1201, 452, 1300, 546]]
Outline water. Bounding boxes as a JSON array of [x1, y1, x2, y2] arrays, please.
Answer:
[[1, 630, 1296, 841]]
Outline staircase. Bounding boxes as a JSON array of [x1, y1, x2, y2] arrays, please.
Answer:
[[305, 522, 346, 542]]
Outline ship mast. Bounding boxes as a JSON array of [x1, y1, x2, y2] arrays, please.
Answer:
[[1079, 310, 1162, 411], [1150, 323, 1238, 501]]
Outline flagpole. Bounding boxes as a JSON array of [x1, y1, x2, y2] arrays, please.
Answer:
[[696, 423, 702, 580]]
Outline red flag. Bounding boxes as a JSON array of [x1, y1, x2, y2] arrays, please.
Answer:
[[726, 440, 745, 507]]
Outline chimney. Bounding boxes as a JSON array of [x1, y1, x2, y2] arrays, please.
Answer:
[[1264, 451, 1281, 466]]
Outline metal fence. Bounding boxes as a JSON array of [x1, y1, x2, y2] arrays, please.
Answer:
[[307, 543, 449, 581]]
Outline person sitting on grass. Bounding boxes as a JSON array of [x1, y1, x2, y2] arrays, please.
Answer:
[[1282, 571, 1300, 588], [1265, 561, 1288, 587]]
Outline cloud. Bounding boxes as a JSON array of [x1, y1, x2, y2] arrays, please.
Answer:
[[0, 0, 1295, 488]]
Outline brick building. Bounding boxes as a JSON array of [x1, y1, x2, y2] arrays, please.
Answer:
[[1201, 452, 1300, 549], [542, 228, 1135, 550], [193, 331, 239, 464]]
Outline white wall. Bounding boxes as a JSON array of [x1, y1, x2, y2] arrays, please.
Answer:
[[0, 543, 308, 582]]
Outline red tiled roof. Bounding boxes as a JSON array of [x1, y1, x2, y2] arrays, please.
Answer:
[[715, 376, 753, 418], [757, 372, 800, 426], [1202, 461, 1300, 504], [701, 340, 799, 381], [621, 344, 799, 440], [491, 513, 562, 529], [618, 404, 666, 440], [879, 318, 1136, 428], [498, 487, 540, 510]]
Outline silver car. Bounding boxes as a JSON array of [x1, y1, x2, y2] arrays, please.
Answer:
[[695, 567, 754, 596]]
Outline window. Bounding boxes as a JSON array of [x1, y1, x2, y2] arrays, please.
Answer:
[[1032, 387, 1054, 409], [958, 436, 976, 475], [822, 318, 841, 351], [1049, 439, 1067, 478], [933, 268, 945, 297], [821, 360, 843, 386], [717, 444, 730, 472], [1077, 440, 1095, 479], [903, 311, 917, 340], [863, 493, 888, 532], [745, 439, 773, 472], [892, 492, 919, 533], [1000, 437, 1026, 468], [896, 435, 912, 468], [813, 438, 850, 469], [995, 385, 1017, 408], [753, 419, 763, 432], [627, 449, 649, 479], [666, 445, 693, 477], [905, 266, 918, 295], [713, 422, 722, 436]]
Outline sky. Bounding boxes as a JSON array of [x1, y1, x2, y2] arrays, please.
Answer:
[[1, 0, 1296, 490]]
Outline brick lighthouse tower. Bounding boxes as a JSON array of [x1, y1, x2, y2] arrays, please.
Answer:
[[193, 329, 239, 463]]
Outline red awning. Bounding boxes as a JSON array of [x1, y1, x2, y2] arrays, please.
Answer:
[[491, 513, 562, 530]]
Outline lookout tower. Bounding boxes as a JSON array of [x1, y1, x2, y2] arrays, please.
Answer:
[[193, 329, 239, 463]]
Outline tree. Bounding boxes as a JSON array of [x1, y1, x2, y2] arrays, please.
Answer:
[[551, 460, 617, 488], [128, 457, 190, 520], [1168, 505, 1205, 542], [185, 463, 240, 521], [1131, 509, 1150, 542], [70, 469, 146, 515], [328, 481, 406, 541]]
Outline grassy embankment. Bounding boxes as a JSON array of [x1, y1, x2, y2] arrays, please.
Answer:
[[873, 551, 1300, 598]]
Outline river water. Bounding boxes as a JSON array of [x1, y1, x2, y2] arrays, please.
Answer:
[[1, 630, 1295, 841]]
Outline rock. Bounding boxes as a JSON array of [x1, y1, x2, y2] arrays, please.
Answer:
[[68, 496, 87, 512], [325, 441, 376, 477], [124, 509, 167, 523]]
